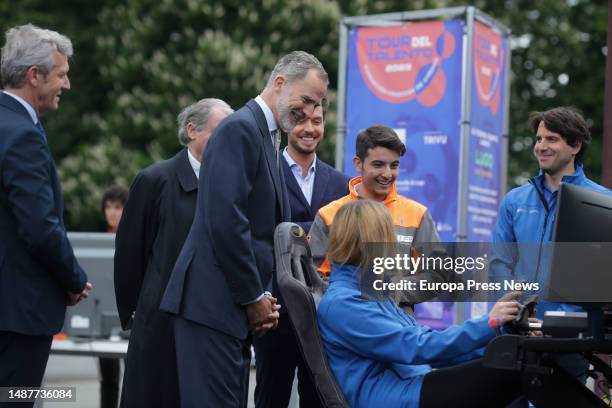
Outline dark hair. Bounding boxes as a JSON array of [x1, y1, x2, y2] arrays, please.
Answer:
[[321, 97, 329, 118], [528, 106, 591, 163], [355, 125, 406, 161], [100, 185, 128, 215]]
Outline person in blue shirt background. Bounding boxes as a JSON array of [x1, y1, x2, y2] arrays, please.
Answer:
[[317, 199, 526, 408], [491, 106, 610, 311], [490, 107, 611, 384]]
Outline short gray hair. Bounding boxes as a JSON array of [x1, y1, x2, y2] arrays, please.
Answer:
[[1, 24, 73, 88], [177, 98, 233, 146], [265, 51, 328, 88]]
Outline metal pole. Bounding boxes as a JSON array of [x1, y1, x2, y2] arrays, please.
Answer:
[[502, 35, 512, 195], [453, 7, 475, 326], [456, 6, 475, 242], [602, 0, 612, 188], [342, 7, 467, 26], [335, 19, 349, 171], [474, 8, 511, 36]]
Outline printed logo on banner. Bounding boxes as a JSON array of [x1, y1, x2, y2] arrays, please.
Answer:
[[356, 22, 456, 105], [473, 22, 504, 114]]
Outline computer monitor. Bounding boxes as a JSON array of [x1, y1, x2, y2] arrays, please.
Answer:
[[546, 183, 612, 305], [63, 232, 121, 338]]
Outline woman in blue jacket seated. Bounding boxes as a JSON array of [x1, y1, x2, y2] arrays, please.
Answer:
[[317, 199, 525, 408]]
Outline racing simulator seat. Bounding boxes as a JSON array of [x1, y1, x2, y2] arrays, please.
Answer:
[[274, 222, 349, 408]]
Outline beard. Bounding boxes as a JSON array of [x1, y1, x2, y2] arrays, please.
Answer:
[[289, 137, 317, 155], [538, 154, 574, 177], [278, 104, 296, 133], [277, 92, 307, 133]]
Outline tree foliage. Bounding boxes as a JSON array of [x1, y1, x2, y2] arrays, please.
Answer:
[[0, 0, 608, 229]]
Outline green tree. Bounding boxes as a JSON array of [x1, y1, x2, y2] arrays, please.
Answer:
[[1, 0, 123, 229], [76, 0, 344, 228], [93, 0, 342, 155], [482, 0, 608, 186], [58, 137, 155, 229], [1, 0, 608, 229]]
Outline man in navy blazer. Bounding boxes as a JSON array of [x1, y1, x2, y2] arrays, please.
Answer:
[[160, 51, 328, 407], [254, 102, 348, 407], [281, 103, 350, 233], [0, 24, 91, 394]]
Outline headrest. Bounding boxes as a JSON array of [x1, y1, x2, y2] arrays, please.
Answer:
[[274, 222, 326, 307]]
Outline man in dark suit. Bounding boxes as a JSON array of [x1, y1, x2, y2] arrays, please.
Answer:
[[254, 102, 348, 407], [114, 98, 232, 407], [160, 51, 328, 407], [0, 24, 91, 397]]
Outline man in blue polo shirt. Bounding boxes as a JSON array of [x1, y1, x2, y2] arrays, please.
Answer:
[[490, 106, 610, 385]]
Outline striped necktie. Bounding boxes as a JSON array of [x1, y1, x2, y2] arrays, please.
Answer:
[[271, 129, 281, 164]]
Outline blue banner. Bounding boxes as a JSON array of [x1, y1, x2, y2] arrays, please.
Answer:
[[345, 20, 464, 243], [345, 20, 465, 328]]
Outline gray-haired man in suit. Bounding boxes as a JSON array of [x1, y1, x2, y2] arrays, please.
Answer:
[[0, 24, 91, 399], [161, 51, 328, 407]]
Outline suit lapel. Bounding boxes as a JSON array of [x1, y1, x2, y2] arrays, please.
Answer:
[[310, 159, 330, 213], [174, 148, 198, 193], [278, 157, 291, 222], [246, 99, 286, 219], [37, 132, 64, 225], [0, 93, 45, 141], [1, 94, 61, 213], [0, 93, 46, 143], [0, 92, 31, 120], [281, 155, 310, 210]]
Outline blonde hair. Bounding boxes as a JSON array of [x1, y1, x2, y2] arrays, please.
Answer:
[[328, 200, 397, 271]]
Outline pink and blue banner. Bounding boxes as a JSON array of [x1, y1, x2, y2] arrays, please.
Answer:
[[343, 18, 509, 328], [465, 22, 508, 241], [344, 20, 464, 242]]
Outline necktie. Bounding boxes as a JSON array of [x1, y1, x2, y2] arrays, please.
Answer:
[[271, 129, 281, 164], [35, 121, 47, 142]]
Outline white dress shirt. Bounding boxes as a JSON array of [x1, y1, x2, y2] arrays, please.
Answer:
[[254, 95, 278, 147], [282, 148, 316, 205], [187, 148, 200, 179]]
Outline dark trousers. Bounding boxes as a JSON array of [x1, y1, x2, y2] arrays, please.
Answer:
[[174, 316, 250, 408], [119, 310, 180, 408], [420, 358, 522, 408], [420, 356, 595, 407], [99, 357, 120, 408], [0, 331, 52, 408], [253, 313, 322, 408]]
